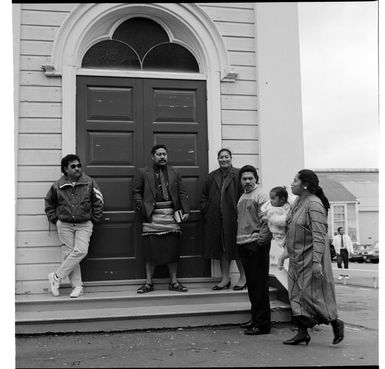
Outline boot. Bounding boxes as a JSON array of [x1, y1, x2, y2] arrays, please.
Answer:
[[331, 319, 344, 344], [283, 325, 311, 345]]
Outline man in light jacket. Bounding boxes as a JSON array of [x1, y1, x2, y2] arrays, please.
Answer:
[[332, 227, 354, 280], [45, 154, 104, 298]]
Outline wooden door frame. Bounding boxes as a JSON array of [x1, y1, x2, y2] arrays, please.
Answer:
[[65, 68, 220, 172], [74, 74, 219, 280]]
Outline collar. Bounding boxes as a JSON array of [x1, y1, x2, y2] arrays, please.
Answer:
[[220, 165, 232, 173], [244, 184, 258, 193], [153, 163, 167, 172], [58, 173, 88, 188]]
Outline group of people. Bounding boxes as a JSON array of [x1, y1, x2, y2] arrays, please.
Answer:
[[44, 146, 344, 346]]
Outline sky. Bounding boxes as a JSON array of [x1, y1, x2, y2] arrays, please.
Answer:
[[298, 1, 379, 169]]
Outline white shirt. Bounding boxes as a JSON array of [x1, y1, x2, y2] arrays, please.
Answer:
[[332, 233, 354, 254]]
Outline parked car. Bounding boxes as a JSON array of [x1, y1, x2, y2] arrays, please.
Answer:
[[349, 244, 367, 263], [362, 241, 379, 264]]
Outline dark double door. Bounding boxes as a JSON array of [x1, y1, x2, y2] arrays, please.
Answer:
[[76, 76, 210, 281]]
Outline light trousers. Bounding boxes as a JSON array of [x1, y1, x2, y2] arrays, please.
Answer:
[[56, 220, 93, 287]]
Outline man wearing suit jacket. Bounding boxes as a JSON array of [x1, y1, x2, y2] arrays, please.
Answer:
[[333, 227, 354, 280], [133, 144, 190, 293]]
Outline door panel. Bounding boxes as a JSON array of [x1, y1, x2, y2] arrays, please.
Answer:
[[76, 76, 209, 281], [143, 79, 210, 278], [77, 76, 144, 280]]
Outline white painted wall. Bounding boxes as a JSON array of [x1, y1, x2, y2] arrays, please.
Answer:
[[254, 3, 304, 193], [359, 211, 379, 244], [14, 2, 305, 292]]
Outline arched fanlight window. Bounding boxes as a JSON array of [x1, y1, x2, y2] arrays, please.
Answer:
[[82, 17, 199, 72]]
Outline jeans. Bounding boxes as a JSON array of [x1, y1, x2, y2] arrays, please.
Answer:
[[56, 220, 93, 287]]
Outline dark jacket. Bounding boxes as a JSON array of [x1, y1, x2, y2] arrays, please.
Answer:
[[133, 165, 190, 222], [200, 167, 243, 259], [45, 173, 104, 224]]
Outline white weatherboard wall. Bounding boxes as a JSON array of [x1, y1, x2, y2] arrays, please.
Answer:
[[14, 3, 303, 293], [199, 3, 260, 170], [15, 2, 262, 294], [254, 3, 304, 192], [16, 3, 77, 294]]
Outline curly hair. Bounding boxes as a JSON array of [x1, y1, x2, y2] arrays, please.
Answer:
[[239, 165, 259, 183], [151, 144, 168, 155], [61, 154, 81, 174]]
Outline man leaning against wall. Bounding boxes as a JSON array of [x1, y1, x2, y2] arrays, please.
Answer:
[[44, 154, 104, 298]]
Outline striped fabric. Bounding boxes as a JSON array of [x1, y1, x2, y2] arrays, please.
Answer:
[[142, 201, 181, 236], [93, 187, 104, 204], [286, 194, 338, 324]]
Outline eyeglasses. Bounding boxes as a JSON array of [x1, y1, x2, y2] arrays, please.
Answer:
[[70, 164, 82, 169]]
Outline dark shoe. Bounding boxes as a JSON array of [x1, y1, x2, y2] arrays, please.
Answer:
[[331, 319, 344, 344], [233, 283, 247, 291], [283, 331, 311, 345], [137, 283, 154, 294], [244, 326, 271, 335], [212, 281, 231, 290], [169, 281, 188, 292], [240, 319, 254, 329]]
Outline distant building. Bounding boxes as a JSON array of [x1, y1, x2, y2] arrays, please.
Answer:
[[316, 169, 379, 245]]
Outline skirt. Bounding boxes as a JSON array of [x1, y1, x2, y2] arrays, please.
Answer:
[[143, 232, 181, 265], [142, 201, 181, 265]]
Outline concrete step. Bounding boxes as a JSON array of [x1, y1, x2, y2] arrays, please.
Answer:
[[15, 279, 291, 334], [16, 286, 278, 312], [16, 299, 291, 334]]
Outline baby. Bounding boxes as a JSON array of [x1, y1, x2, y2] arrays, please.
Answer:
[[261, 186, 291, 247], [260, 186, 291, 270]]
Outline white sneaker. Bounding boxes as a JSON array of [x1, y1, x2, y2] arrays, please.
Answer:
[[344, 275, 350, 280], [70, 286, 83, 298], [48, 272, 60, 296], [337, 275, 343, 280]]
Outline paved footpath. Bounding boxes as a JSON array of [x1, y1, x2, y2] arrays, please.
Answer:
[[15, 284, 379, 368]]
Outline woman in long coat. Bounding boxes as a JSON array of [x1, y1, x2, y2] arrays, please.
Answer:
[[283, 169, 344, 345], [200, 149, 246, 290]]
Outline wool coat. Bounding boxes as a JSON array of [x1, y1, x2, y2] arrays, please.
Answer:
[[200, 167, 243, 260], [132, 165, 190, 222], [286, 194, 338, 326]]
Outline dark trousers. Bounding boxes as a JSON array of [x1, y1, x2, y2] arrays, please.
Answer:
[[337, 249, 349, 269], [238, 240, 271, 328]]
